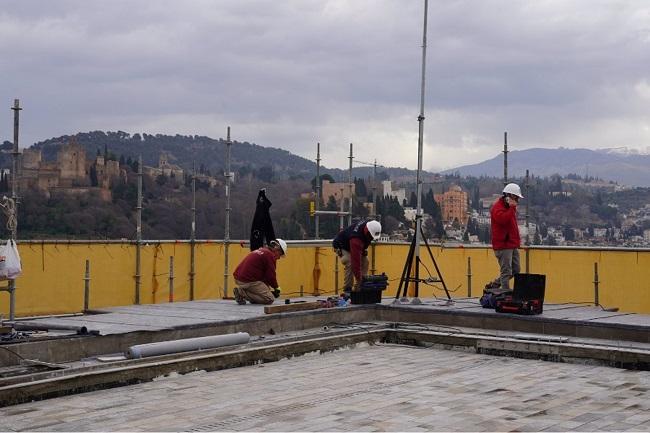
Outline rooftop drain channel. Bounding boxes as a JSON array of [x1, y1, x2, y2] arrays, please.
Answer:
[[2, 324, 650, 407]]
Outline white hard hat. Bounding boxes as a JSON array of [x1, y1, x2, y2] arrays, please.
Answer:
[[272, 238, 287, 256], [502, 183, 523, 198], [366, 220, 382, 240]]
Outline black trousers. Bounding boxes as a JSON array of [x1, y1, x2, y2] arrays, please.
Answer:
[[250, 189, 276, 251]]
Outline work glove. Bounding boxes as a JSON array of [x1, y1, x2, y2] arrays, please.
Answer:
[[272, 287, 281, 298]]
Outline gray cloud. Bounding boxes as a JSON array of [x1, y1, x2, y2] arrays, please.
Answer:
[[1, 0, 649, 171]]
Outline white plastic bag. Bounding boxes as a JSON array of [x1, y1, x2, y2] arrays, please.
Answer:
[[0, 240, 21, 280]]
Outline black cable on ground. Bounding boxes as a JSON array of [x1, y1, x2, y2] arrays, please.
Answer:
[[0, 345, 25, 360]]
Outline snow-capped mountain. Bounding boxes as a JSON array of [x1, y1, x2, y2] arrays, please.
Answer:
[[443, 147, 650, 187]]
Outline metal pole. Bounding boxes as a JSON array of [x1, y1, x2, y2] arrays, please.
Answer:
[[503, 131, 508, 186], [372, 160, 378, 220], [315, 142, 321, 239], [467, 256, 472, 297], [189, 161, 196, 300], [83, 259, 90, 312], [348, 143, 354, 227], [135, 155, 142, 304], [224, 126, 232, 298], [10, 100, 20, 241], [525, 169, 530, 273], [169, 256, 174, 303], [8, 99, 21, 321], [594, 262, 599, 306], [370, 160, 377, 275], [413, 0, 429, 301], [335, 187, 345, 294]]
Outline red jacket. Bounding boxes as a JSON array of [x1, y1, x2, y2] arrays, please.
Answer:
[[349, 237, 366, 281], [490, 197, 520, 250], [233, 247, 279, 288]]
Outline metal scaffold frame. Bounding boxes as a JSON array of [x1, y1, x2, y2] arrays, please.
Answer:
[[0, 99, 22, 322]]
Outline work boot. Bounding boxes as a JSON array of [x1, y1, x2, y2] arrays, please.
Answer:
[[484, 280, 500, 293], [233, 287, 246, 305]]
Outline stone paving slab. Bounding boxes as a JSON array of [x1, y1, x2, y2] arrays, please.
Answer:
[[1, 344, 648, 431]]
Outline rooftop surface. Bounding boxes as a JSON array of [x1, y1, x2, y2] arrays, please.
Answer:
[[1, 343, 649, 432], [2, 297, 650, 431], [12, 296, 650, 336]]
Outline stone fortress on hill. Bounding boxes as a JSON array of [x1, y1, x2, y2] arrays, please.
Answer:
[[18, 140, 125, 200], [17, 138, 217, 201]]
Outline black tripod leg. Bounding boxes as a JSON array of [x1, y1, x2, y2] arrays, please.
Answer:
[[396, 234, 416, 299], [421, 228, 451, 300]]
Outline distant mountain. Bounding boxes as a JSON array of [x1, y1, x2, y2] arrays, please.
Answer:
[[442, 147, 650, 187], [5, 131, 438, 184]]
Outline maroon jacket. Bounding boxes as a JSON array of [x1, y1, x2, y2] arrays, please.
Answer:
[[233, 247, 279, 288], [490, 196, 520, 250], [333, 220, 373, 281]]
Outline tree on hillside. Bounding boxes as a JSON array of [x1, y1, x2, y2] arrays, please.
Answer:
[[311, 173, 335, 191], [354, 177, 367, 197], [320, 195, 342, 238]]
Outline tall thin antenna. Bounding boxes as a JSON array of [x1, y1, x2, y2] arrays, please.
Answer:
[[413, 0, 429, 301]]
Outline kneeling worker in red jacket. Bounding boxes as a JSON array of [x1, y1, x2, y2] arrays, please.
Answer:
[[489, 183, 523, 291], [233, 239, 287, 305]]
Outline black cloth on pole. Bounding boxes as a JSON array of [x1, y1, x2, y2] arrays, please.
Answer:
[[250, 189, 276, 251]]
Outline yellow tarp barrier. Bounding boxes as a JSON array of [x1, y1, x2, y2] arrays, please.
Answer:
[[2, 242, 649, 317]]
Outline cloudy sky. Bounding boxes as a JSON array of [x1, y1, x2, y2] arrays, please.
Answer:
[[1, 0, 649, 171]]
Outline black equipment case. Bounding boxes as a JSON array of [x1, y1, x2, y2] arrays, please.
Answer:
[[350, 273, 388, 305], [495, 273, 546, 315]]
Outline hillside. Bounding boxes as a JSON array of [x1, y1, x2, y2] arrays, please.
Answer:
[[3, 131, 436, 183], [443, 148, 650, 187]]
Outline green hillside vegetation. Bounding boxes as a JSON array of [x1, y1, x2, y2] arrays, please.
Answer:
[[2, 131, 649, 241]]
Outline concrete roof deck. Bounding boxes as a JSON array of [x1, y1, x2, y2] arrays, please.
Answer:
[[2, 297, 650, 431], [2, 335, 650, 431], [11, 296, 650, 337]]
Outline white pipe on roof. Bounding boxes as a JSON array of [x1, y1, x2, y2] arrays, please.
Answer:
[[126, 332, 250, 359]]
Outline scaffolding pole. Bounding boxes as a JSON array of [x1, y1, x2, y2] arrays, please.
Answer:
[[224, 127, 232, 298], [348, 143, 354, 227], [315, 142, 321, 239], [4, 99, 22, 321], [189, 161, 196, 300], [503, 131, 508, 186], [135, 155, 142, 304]]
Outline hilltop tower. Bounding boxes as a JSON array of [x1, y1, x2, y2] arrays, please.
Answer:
[[58, 139, 88, 186]]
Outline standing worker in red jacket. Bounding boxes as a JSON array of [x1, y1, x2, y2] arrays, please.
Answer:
[[489, 183, 523, 291], [332, 219, 382, 293], [233, 239, 287, 305]]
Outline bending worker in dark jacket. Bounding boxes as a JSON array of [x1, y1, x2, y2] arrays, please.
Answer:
[[233, 239, 287, 305], [332, 219, 382, 292], [489, 183, 523, 291]]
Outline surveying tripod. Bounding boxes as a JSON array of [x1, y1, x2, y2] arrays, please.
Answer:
[[395, 224, 451, 301]]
